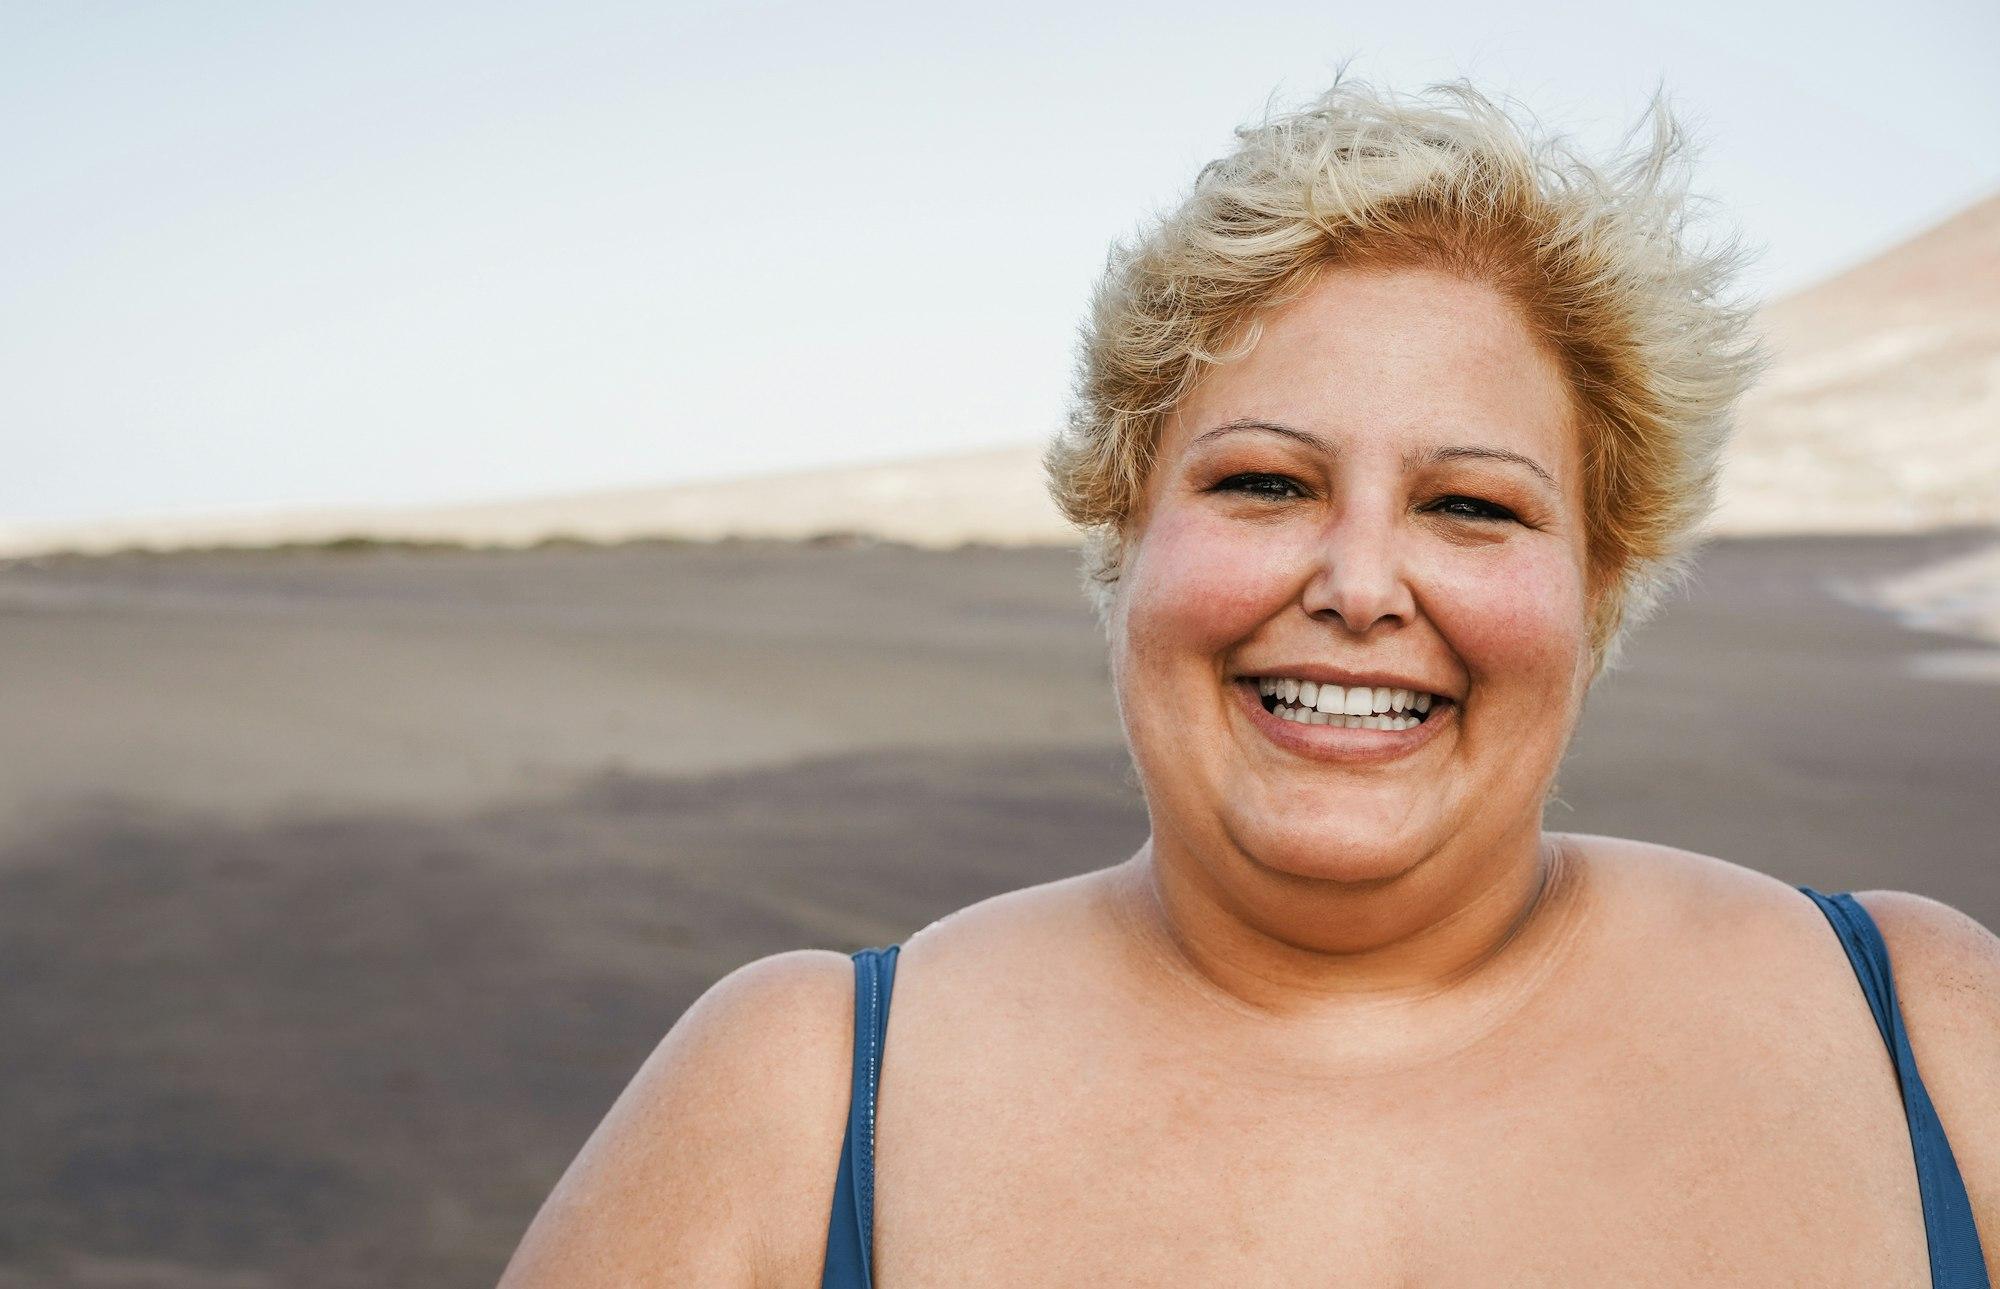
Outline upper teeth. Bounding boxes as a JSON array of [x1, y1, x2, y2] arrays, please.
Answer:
[[1256, 677, 1435, 716]]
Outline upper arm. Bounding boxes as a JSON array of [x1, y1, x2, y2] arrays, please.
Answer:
[[498, 949, 857, 1288], [1854, 890, 2000, 1277]]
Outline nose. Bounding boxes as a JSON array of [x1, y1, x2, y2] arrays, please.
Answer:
[[1299, 498, 1417, 635]]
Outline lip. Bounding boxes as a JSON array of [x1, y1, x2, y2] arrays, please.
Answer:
[[1230, 678, 1454, 764]]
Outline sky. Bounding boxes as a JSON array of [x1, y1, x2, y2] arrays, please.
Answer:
[[5, 1, 1997, 525]]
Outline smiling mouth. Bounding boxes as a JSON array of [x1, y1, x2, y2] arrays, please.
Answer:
[[1247, 677, 1446, 730]]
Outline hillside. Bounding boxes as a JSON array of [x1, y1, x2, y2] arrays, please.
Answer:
[[1713, 191, 2000, 534]]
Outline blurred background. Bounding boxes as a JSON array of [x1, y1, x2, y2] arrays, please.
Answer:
[[3, 3, 1997, 1285]]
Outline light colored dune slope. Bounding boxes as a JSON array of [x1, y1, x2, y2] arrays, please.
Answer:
[[1713, 191, 2000, 536], [0, 445, 1068, 557]]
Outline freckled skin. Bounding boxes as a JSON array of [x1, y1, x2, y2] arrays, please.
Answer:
[[1111, 265, 1596, 954]]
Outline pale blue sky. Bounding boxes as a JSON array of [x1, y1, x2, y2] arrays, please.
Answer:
[[5, 1, 1996, 523]]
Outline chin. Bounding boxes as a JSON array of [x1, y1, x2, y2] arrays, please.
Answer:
[[1229, 815, 1431, 887]]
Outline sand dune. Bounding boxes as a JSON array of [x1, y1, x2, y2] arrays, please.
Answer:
[[1712, 191, 2000, 536], [0, 445, 1064, 559]]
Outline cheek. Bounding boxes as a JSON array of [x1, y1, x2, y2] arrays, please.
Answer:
[[1422, 544, 1588, 685], [1120, 507, 1294, 660]]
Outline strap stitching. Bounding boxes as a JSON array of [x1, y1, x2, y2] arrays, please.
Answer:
[[854, 950, 879, 1283], [865, 953, 880, 1243]]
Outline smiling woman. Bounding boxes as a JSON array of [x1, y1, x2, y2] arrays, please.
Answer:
[[500, 73, 2000, 1287]]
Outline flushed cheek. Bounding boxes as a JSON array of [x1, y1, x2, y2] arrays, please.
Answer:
[[1111, 511, 1288, 762], [1120, 508, 1297, 656], [1424, 547, 1587, 709]]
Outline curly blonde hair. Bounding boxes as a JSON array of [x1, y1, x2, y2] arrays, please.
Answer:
[[1043, 70, 1770, 682]]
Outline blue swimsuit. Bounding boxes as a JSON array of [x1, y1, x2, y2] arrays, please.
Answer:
[[819, 887, 1989, 1287]]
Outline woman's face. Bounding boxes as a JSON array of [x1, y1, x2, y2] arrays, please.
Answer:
[[1111, 265, 1594, 889]]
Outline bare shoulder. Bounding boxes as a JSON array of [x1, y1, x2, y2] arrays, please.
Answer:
[[499, 948, 858, 1288], [1547, 832, 1926, 1013], [1568, 835, 2000, 1268], [1555, 830, 1782, 893], [1553, 830, 1831, 935], [1850, 888, 2000, 1007], [1843, 888, 2000, 1065], [1852, 889, 2000, 1269]]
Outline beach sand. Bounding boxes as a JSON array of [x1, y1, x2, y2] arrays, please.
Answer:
[[2, 529, 1998, 1285]]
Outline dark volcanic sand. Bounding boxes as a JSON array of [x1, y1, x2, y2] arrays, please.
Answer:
[[1, 530, 1996, 1287]]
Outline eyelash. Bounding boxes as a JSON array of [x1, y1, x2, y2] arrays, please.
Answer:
[[1211, 473, 1519, 523]]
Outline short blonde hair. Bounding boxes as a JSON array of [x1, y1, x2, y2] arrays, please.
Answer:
[[1044, 70, 1769, 681]]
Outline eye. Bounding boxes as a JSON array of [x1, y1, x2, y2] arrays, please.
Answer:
[[1212, 472, 1307, 500], [1429, 495, 1518, 523]]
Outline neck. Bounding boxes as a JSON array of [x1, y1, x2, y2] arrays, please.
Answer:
[[1104, 822, 1590, 1051]]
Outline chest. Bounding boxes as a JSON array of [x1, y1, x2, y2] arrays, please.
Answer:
[[868, 999, 1931, 1285]]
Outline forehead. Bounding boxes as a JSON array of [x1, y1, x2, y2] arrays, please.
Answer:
[[1165, 265, 1579, 478]]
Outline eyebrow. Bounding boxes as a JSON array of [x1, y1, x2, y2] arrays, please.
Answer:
[[1189, 418, 1561, 495]]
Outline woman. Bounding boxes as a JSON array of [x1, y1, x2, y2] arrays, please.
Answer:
[[502, 75, 1999, 1285]]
